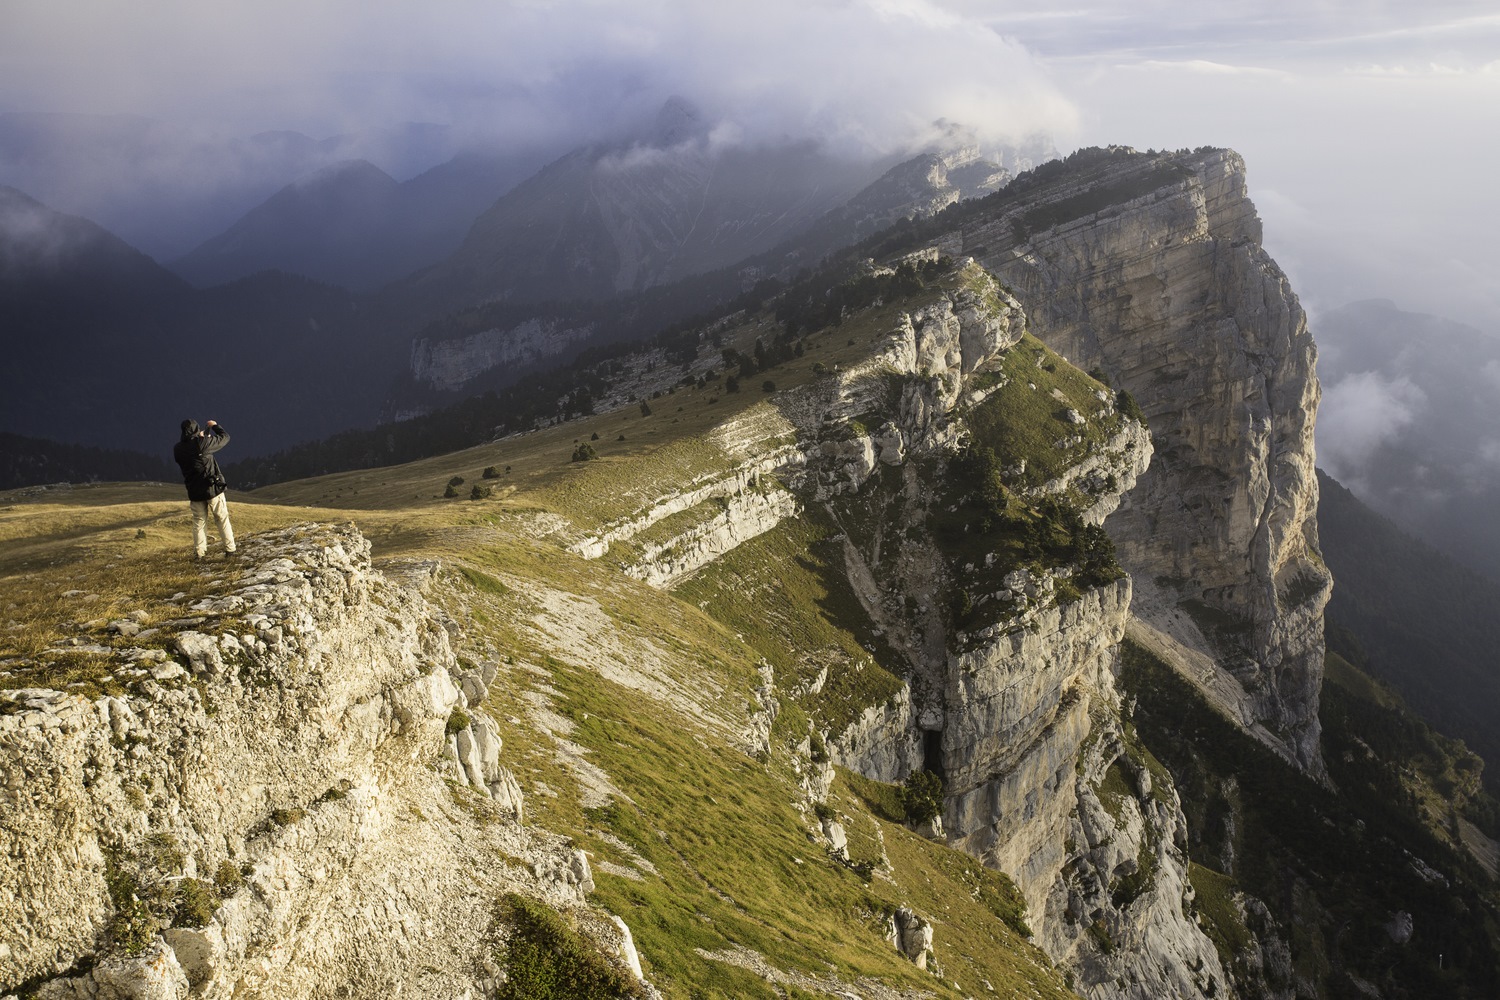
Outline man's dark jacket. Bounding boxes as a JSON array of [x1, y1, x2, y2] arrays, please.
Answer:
[[173, 421, 230, 502]]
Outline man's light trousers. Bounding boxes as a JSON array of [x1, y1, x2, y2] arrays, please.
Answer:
[[190, 493, 237, 558]]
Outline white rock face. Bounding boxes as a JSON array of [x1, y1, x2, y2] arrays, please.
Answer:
[[0, 524, 587, 998], [568, 418, 804, 565], [574, 263, 1026, 586], [831, 682, 921, 783], [946, 579, 1133, 899], [410, 317, 594, 393], [958, 149, 1330, 775], [625, 480, 801, 588], [888, 907, 935, 970], [610, 915, 646, 981]]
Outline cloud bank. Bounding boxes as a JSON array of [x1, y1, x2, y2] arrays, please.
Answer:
[[6, 0, 1500, 339], [1316, 371, 1427, 486], [0, 0, 1075, 159]]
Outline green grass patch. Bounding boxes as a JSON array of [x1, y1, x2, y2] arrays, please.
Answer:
[[1109, 840, 1159, 913], [1095, 760, 1134, 826], [676, 510, 904, 736], [1322, 650, 1397, 709], [964, 333, 1120, 487], [841, 769, 908, 824], [1187, 862, 1252, 964], [172, 877, 221, 929], [457, 564, 511, 597], [497, 892, 648, 1000]]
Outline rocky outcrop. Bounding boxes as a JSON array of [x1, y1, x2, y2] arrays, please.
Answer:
[[625, 481, 800, 588], [569, 416, 802, 565], [410, 317, 594, 393], [946, 579, 1134, 896], [1052, 711, 1227, 1000], [823, 412, 1220, 999], [886, 907, 935, 970], [575, 261, 1026, 584], [951, 148, 1330, 775], [1029, 421, 1154, 526], [0, 524, 591, 999]]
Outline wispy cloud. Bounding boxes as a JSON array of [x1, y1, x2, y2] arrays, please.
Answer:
[[1317, 371, 1428, 483], [1345, 61, 1500, 77], [1131, 59, 1291, 78]]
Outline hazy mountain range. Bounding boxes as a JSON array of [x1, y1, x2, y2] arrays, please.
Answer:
[[0, 111, 533, 259], [0, 101, 1027, 461], [169, 152, 525, 292]]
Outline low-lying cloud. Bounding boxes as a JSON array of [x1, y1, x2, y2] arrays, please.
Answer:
[[1317, 371, 1427, 485], [1, 0, 1075, 160], [8, 0, 1500, 346]]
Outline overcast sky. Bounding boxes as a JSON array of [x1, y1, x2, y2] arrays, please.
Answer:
[[3, 0, 1498, 330]]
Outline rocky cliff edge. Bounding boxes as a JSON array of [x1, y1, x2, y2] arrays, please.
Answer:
[[0, 524, 618, 999]]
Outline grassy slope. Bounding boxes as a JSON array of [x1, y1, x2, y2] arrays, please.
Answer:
[[964, 332, 1123, 487], [0, 289, 1076, 998], [675, 506, 906, 737]]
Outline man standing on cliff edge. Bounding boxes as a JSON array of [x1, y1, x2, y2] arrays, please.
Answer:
[[173, 418, 237, 559]]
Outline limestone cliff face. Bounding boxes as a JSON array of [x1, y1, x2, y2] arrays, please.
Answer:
[[939, 566, 1223, 998], [410, 317, 594, 394], [567, 257, 1224, 998], [0, 525, 594, 999], [949, 149, 1329, 774], [571, 260, 1026, 585], [823, 391, 1221, 1000]]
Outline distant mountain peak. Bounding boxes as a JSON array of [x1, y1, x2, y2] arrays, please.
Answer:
[[289, 158, 398, 192], [0, 185, 178, 288], [652, 96, 708, 146]]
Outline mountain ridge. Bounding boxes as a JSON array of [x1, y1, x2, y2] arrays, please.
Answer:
[[3, 145, 1499, 998]]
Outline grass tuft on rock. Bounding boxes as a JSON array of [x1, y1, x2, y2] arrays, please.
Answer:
[[496, 893, 646, 1000]]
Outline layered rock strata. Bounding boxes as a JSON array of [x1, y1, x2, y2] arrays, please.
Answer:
[[573, 261, 1026, 584], [410, 317, 594, 394], [950, 149, 1330, 774]]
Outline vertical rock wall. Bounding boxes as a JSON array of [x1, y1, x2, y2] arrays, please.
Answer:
[[962, 150, 1330, 774]]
